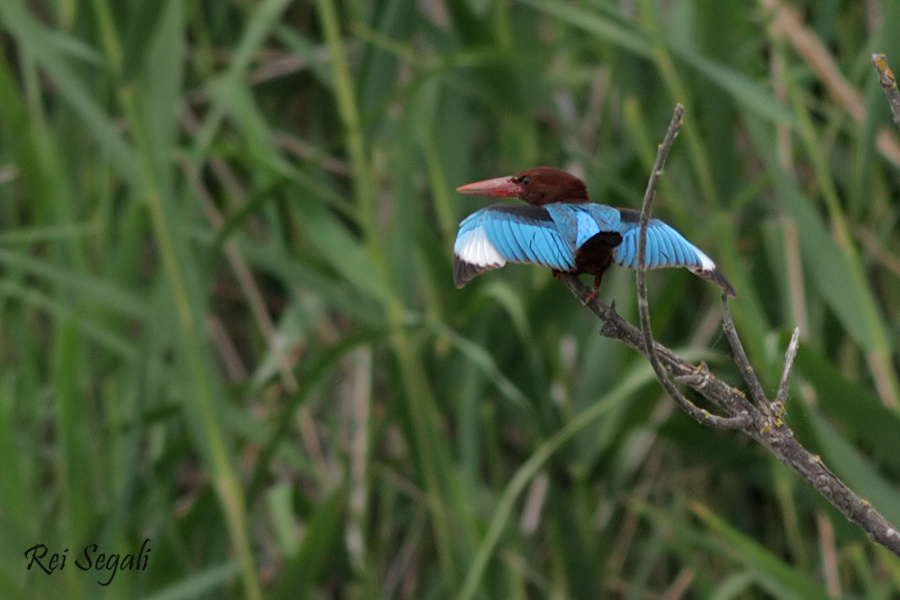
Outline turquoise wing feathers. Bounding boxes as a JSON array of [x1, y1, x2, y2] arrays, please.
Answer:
[[453, 205, 575, 288], [614, 219, 714, 271], [452, 203, 735, 296], [611, 211, 735, 295]]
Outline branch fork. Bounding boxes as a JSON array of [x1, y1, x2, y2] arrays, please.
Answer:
[[560, 101, 900, 557]]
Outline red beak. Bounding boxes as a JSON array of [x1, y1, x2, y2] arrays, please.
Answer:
[[456, 176, 521, 198]]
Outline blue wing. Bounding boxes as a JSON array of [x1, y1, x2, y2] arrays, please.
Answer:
[[454, 203, 736, 295], [613, 212, 736, 296], [453, 204, 575, 288], [614, 219, 704, 269]]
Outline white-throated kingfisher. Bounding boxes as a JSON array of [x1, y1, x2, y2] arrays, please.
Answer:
[[452, 167, 736, 298]]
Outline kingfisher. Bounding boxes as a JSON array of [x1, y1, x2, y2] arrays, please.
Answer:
[[452, 167, 735, 297]]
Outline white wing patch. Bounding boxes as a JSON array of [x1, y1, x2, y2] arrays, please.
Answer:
[[688, 247, 717, 274], [454, 223, 506, 268]]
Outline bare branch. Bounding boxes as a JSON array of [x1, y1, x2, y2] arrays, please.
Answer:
[[721, 293, 775, 416], [872, 54, 900, 128], [775, 327, 800, 408], [631, 106, 748, 430], [557, 104, 900, 558], [563, 268, 900, 555], [563, 277, 900, 557], [562, 274, 751, 427]]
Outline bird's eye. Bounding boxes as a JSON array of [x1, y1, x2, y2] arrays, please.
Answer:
[[520, 176, 531, 186]]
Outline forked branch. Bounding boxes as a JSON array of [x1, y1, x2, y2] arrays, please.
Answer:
[[559, 102, 900, 557]]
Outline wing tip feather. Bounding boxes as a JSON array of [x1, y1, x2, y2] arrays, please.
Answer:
[[454, 255, 495, 288], [696, 266, 737, 297]]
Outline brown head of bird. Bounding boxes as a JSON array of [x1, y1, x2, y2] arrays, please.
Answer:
[[456, 167, 590, 206]]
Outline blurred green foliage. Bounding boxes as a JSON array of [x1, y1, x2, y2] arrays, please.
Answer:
[[1, 0, 900, 598]]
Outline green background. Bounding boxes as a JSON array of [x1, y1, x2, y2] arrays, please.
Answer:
[[2, 0, 900, 598]]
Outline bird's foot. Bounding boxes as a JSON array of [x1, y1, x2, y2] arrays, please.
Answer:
[[583, 274, 603, 304]]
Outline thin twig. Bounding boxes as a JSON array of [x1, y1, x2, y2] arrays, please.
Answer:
[[872, 54, 900, 127], [721, 294, 775, 417], [775, 327, 800, 408], [634, 105, 749, 430]]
